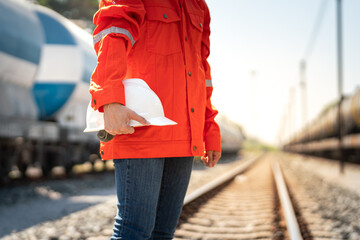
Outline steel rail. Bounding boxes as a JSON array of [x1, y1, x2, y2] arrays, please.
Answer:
[[272, 158, 303, 240], [183, 154, 262, 205]]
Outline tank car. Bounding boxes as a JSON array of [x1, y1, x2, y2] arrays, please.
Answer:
[[0, 0, 98, 181], [0, 0, 42, 121], [217, 115, 244, 154], [284, 88, 360, 162]]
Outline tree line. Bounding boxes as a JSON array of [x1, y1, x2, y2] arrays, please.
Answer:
[[35, 0, 99, 20]]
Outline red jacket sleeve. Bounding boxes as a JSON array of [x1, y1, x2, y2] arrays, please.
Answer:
[[201, 1, 221, 152], [90, 0, 146, 112]]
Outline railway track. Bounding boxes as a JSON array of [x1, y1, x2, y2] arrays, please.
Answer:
[[174, 154, 306, 240], [3, 153, 358, 239]]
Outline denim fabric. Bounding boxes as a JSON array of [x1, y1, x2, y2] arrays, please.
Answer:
[[111, 157, 194, 240]]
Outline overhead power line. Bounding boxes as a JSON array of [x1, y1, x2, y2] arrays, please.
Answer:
[[303, 0, 330, 59]]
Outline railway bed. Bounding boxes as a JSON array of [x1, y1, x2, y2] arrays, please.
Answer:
[[280, 153, 360, 240], [175, 154, 305, 240], [2, 153, 360, 239]]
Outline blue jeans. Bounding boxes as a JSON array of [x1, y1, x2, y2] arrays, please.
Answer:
[[111, 157, 194, 240]]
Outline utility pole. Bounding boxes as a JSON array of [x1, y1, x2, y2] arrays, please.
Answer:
[[288, 87, 295, 142], [300, 60, 309, 154], [336, 0, 345, 173], [250, 70, 257, 138], [300, 60, 308, 128]]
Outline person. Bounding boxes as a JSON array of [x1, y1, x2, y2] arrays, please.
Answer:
[[89, 0, 221, 239]]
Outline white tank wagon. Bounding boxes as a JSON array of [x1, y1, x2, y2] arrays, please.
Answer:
[[0, 0, 98, 182], [217, 115, 244, 154], [0, 0, 43, 122]]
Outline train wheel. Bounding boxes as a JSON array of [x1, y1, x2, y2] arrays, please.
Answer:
[[17, 161, 28, 178], [65, 163, 74, 176], [0, 146, 12, 185], [41, 163, 52, 177], [0, 165, 11, 185], [17, 148, 32, 178], [41, 153, 55, 178]]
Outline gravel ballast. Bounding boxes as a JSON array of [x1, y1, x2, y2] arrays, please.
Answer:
[[280, 153, 360, 240], [0, 154, 246, 240]]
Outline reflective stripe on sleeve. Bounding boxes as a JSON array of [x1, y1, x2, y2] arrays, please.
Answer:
[[206, 79, 212, 87], [93, 26, 135, 46]]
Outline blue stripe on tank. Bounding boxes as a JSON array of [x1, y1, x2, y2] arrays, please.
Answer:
[[81, 51, 97, 84], [35, 11, 76, 45], [32, 83, 76, 120], [0, 3, 42, 64], [82, 64, 92, 84], [0, 32, 41, 64]]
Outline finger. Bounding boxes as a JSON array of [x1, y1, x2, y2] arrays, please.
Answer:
[[130, 111, 150, 125], [105, 129, 117, 136], [207, 151, 214, 167], [214, 151, 221, 162], [106, 121, 135, 135], [212, 151, 221, 167], [201, 154, 209, 166], [104, 124, 117, 136], [121, 124, 135, 134], [105, 128, 122, 135], [213, 154, 220, 166]]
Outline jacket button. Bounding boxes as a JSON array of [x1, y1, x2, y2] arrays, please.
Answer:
[[200, 23, 203, 28], [163, 14, 168, 19], [185, 36, 187, 41], [188, 71, 191, 76], [101, 150, 104, 155], [191, 108, 194, 113], [93, 99, 96, 105], [193, 146, 197, 151]]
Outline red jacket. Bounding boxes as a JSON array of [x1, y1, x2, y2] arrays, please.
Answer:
[[90, 0, 221, 160]]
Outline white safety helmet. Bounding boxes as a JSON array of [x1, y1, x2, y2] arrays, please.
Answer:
[[84, 78, 177, 133]]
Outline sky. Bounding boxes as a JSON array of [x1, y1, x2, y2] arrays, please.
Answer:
[[206, 0, 360, 145]]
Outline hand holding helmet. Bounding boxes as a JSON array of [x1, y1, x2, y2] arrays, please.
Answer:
[[104, 103, 150, 135], [84, 79, 177, 141]]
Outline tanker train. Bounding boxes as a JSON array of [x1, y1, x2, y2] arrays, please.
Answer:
[[0, 0, 99, 182], [0, 0, 243, 183], [284, 89, 360, 162]]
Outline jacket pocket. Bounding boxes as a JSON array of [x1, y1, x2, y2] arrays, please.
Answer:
[[188, 11, 204, 51], [145, 6, 182, 55]]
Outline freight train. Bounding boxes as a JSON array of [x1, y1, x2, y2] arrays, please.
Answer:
[[0, 0, 98, 181], [283, 89, 360, 162], [0, 0, 243, 183], [217, 115, 244, 153]]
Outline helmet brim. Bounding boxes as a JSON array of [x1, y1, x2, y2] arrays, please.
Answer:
[[147, 116, 178, 126], [84, 117, 178, 132], [130, 117, 177, 127]]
